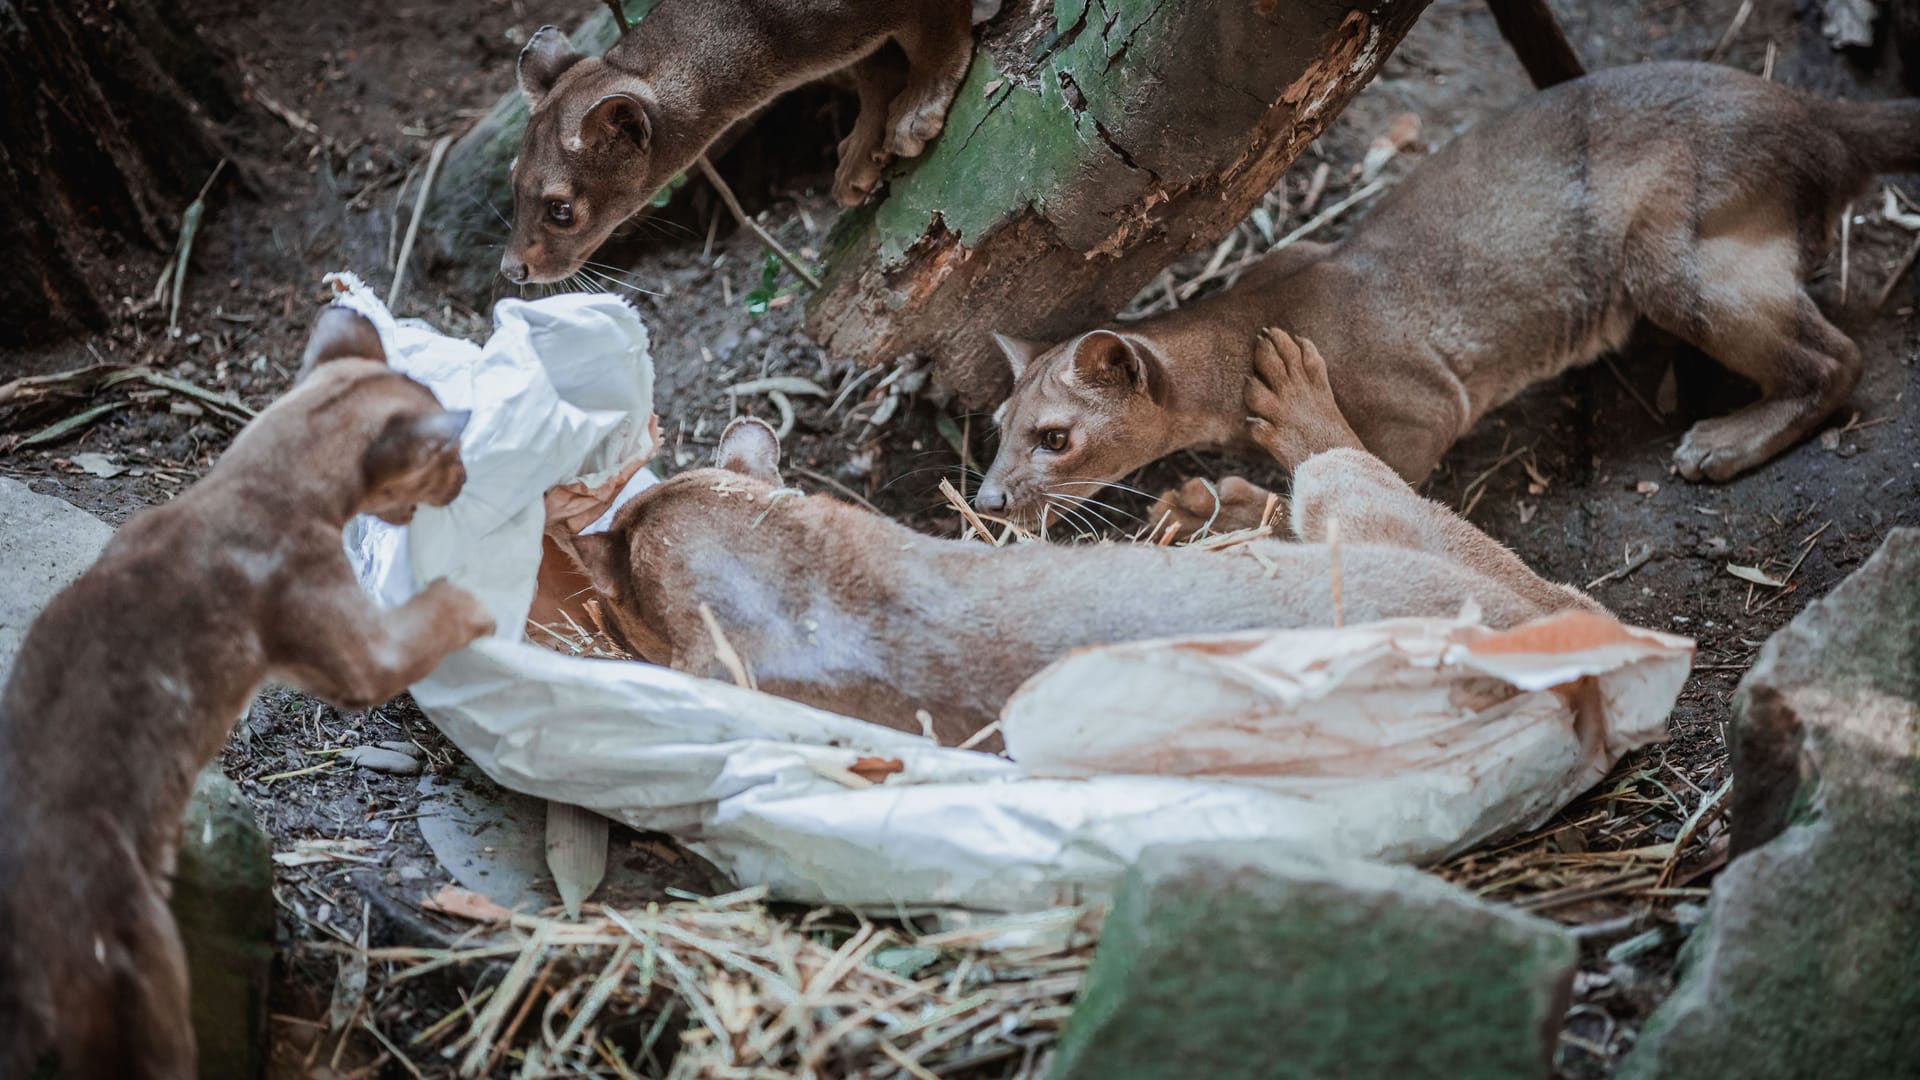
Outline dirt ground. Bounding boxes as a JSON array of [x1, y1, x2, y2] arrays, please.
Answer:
[[2, 0, 1915, 1076]]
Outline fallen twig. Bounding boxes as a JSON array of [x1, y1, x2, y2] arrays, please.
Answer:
[[1601, 357, 1664, 425], [1585, 544, 1654, 590], [1874, 233, 1920, 311], [390, 135, 454, 311], [696, 156, 821, 291]]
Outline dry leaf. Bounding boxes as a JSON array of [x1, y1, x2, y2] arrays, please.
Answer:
[[420, 884, 517, 923], [273, 838, 379, 867], [1726, 563, 1785, 588], [982, 78, 1004, 96], [70, 452, 126, 478], [849, 756, 905, 784]]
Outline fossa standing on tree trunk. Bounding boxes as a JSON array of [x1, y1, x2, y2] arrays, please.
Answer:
[[502, 0, 999, 285], [0, 309, 492, 1080], [974, 62, 1920, 529]]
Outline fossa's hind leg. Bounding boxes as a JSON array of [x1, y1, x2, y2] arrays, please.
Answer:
[[1637, 225, 1861, 482], [884, 7, 974, 157], [833, 46, 908, 207], [1250, 326, 1599, 618]]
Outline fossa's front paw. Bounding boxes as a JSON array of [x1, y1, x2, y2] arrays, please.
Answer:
[[423, 578, 496, 643], [833, 133, 889, 206], [885, 94, 954, 158], [1245, 327, 1361, 470], [1673, 418, 1765, 483], [1148, 476, 1281, 539]]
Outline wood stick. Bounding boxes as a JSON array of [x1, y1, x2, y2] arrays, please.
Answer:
[[1874, 233, 1920, 311], [602, 0, 631, 34], [389, 135, 453, 311], [1326, 516, 1344, 628], [695, 156, 822, 291], [1485, 0, 1585, 88]]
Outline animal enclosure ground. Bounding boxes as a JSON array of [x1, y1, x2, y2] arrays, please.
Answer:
[[0, 0, 1914, 1076]]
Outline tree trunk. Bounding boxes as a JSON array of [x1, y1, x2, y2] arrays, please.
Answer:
[[804, 0, 1433, 409], [0, 0, 236, 348]]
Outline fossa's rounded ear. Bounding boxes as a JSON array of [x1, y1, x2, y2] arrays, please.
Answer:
[[518, 26, 585, 109], [573, 91, 651, 155], [362, 406, 469, 486], [991, 332, 1050, 380], [714, 417, 781, 484], [297, 307, 386, 383], [1069, 330, 1154, 395]]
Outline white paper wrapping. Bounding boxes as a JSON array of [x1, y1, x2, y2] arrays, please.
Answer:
[[330, 277, 1695, 914]]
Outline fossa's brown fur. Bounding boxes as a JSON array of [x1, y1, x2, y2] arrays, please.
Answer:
[[977, 63, 1920, 526], [568, 330, 1598, 746], [0, 310, 493, 1080], [505, 0, 990, 284]]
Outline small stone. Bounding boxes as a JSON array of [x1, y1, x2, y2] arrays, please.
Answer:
[[1051, 843, 1575, 1080], [1623, 528, 1920, 1079], [398, 865, 427, 882], [341, 745, 421, 775]]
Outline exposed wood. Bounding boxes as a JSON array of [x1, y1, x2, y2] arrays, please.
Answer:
[[804, 0, 1436, 408]]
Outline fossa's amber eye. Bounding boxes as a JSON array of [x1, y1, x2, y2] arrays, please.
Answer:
[[546, 199, 574, 225], [1040, 429, 1069, 452]]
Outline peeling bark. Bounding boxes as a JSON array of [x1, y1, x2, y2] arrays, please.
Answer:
[[806, 0, 1433, 408]]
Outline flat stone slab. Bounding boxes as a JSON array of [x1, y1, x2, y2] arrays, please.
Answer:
[[1051, 842, 1576, 1080], [1623, 528, 1920, 1079], [0, 477, 113, 677]]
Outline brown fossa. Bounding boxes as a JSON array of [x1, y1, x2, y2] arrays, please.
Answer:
[[0, 309, 493, 1080], [565, 330, 1600, 748], [504, 0, 994, 285], [976, 62, 1920, 527]]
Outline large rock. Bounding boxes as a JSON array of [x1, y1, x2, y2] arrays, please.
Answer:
[[173, 768, 275, 1080], [1050, 843, 1576, 1080], [1623, 528, 1920, 1080], [0, 476, 114, 676]]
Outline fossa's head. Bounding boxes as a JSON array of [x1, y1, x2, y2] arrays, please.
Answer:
[[294, 308, 471, 524], [502, 27, 666, 285], [973, 330, 1174, 529]]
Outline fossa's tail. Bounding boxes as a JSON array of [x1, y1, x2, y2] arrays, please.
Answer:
[[0, 815, 195, 1080]]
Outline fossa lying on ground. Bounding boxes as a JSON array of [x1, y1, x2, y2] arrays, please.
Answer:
[[0, 310, 492, 1080], [975, 62, 1920, 527], [504, 0, 996, 284], [566, 330, 1600, 747]]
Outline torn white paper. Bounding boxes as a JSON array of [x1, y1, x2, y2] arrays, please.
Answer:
[[333, 276, 1694, 914]]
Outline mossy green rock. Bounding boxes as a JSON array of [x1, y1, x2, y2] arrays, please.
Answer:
[[172, 766, 274, 1080], [1050, 844, 1575, 1080], [1622, 529, 1920, 1080]]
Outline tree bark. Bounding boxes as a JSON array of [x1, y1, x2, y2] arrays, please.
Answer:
[[0, 0, 236, 348], [804, 0, 1434, 409]]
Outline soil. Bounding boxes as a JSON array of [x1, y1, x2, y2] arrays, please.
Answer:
[[1, 0, 1915, 1076]]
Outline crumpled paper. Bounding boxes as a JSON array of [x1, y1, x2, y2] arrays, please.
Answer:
[[332, 276, 1694, 914]]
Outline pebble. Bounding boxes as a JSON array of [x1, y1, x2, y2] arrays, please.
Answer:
[[341, 745, 422, 775]]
